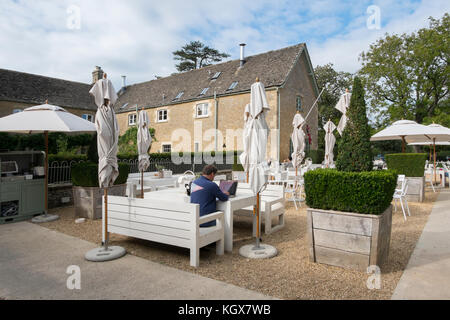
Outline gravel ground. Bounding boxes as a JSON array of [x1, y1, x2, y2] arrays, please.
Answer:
[[37, 189, 438, 300]]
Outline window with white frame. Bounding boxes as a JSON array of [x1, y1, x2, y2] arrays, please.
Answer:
[[173, 91, 184, 101], [296, 96, 302, 111], [157, 109, 168, 122], [128, 113, 137, 126], [195, 103, 208, 118], [162, 144, 171, 153], [199, 87, 209, 96], [82, 114, 94, 122], [194, 142, 200, 153], [227, 81, 238, 91]]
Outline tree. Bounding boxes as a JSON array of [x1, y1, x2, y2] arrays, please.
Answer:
[[173, 41, 230, 72], [336, 77, 373, 172], [118, 126, 156, 154], [359, 13, 449, 126]]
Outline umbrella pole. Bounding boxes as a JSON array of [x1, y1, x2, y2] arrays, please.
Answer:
[[433, 138, 436, 184], [246, 171, 249, 183], [255, 192, 261, 248], [401, 136, 406, 153], [141, 170, 144, 198], [44, 131, 48, 216], [104, 187, 109, 250]]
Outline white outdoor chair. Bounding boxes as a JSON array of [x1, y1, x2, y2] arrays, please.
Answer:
[[425, 168, 436, 192], [284, 177, 304, 210], [393, 177, 410, 221], [232, 171, 246, 182], [214, 174, 227, 181]]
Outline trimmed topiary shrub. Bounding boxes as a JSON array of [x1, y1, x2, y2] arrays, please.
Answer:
[[304, 169, 397, 215], [385, 153, 427, 177], [71, 162, 129, 187], [336, 77, 372, 172]]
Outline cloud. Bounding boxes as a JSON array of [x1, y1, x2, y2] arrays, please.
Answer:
[[0, 0, 448, 91]]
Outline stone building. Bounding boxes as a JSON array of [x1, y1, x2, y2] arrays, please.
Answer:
[[115, 43, 319, 162], [0, 67, 99, 121]]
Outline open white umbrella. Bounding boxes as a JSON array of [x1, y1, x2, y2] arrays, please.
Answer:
[[137, 108, 152, 198], [291, 112, 306, 174], [0, 103, 96, 223], [324, 120, 337, 168], [85, 74, 125, 262], [239, 78, 276, 259], [370, 120, 431, 152], [335, 90, 351, 136]]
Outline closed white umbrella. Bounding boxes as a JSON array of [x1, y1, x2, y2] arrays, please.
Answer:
[[137, 108, 152, 197], [324, 120, 337, 168], [85, 74, 125, 262], [335, 90, 351, 136], [291, 112, 306, 173], [0, 103, 96, 223], [240, 103, 251, 181], [239, 78, 276, 259]]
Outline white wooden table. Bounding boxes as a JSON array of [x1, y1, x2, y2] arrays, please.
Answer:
[[143, 187, 257, 252], [126, 176, 180, 197]]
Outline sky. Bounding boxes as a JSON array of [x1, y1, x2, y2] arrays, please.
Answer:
[[1, 0, 449, 90]]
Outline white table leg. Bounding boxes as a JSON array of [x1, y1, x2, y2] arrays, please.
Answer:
[[221, 202, 233, 252]]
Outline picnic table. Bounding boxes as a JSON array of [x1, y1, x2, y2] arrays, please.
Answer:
[[143, 187, 257, 252]]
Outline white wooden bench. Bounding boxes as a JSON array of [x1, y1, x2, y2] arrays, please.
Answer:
[[234, 183, 285, 235], [102, 195, 224, 267]]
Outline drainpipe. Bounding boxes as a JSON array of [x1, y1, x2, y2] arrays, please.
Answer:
[[277, 88, 281, 162], [214, 90, 218, 152]]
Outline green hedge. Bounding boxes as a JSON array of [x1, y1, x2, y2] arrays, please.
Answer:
[[305, 149, 325, 164], [437, 151, 450, 161], [71, 162, 129, 187], [48, 153, 87, 163], [385, 153, 427, 177], [304, 169, 397, 215]]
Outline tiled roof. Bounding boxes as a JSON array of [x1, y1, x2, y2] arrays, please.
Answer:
[[115, 43, 308, 113], [0, 68, 97, 111]]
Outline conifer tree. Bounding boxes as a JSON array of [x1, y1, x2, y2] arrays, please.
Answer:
[[336, 77, 373, 172]]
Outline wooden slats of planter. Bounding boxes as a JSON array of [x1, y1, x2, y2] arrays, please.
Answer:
[[307, 206, 392, 271]]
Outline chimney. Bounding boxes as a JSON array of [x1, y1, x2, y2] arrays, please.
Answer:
[[121, 75, 126, 88], [92, 66, 104, 84], [239, 43, 246, 67]]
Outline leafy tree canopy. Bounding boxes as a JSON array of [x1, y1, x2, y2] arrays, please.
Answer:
[[359, 13, 449, 127], [173, 41, 230, 72]]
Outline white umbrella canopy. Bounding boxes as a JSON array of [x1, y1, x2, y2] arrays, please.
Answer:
[[370, 120, 431, 152], [324, 120, 337, 167], [89, 77, 120, 188], [404, 123, 450, 144], [137, 109, 152, 172], [408, 141, 450, 146], [291, 113, 306, 170], [246, 81, 270, 195], [0, 104, 96, 133], [335, 91, 351, 136], [0, 103, 96, 223]]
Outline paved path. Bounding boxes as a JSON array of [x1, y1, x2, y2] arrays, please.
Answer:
[[0, 222, 276, 300], [392, 188, 450, 299]]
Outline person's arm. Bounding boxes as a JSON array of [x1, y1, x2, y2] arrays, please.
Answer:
[[213, 184, 229, 201]]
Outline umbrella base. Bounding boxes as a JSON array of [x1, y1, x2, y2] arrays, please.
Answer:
[[85, 246, 126, 262], [239, 243, 278, 259], [31, 214, 59, 223]]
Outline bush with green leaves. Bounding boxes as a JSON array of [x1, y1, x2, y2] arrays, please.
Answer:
[[385, 153, 427, 177], [305, 149, 325, 164], [304, 169, 397, 215], [336, 77, 372, 172], [71, 162, 129, 187]]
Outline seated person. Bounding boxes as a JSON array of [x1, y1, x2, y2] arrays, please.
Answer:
[[190, 165, 229, 227], [282, 156, 294, 169]]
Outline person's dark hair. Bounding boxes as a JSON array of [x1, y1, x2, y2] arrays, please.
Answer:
[[288, 156, 292, 161], [202, 164, 218, 176]]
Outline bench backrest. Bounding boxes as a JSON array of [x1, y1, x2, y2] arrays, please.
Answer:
[[237, 183, 284, 198], [105, 195, 199, 249]]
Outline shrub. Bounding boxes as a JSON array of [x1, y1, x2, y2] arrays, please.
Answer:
[[304, 169, 397, 215], [71, 162, 129, 187], [305, 149, 325, 164], [336, 77, 372, 172], [437, 151, 450, 161], [385, 153, 427, 177], [87, 133, 99, 163], [49, 153, 87, 163]]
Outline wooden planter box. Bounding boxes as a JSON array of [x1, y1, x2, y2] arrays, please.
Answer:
[[307, 205, 392, 271], [73, 184, 127, 220], [404, 176, 424, 202]]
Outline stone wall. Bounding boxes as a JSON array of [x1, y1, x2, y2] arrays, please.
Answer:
[[48, 183, 74, 209]]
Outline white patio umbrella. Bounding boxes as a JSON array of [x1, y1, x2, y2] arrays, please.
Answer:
[[137, 108, 152, 198], [335, 89, 351, 136], [85, 74, 125, 262], [0, 103, 96, 223], [239, 78, 277, 259], [405, 123, 450, 182], [370, 120, 431, 153], [240, 103, 251, 182], [324, 120, 337, 168], [291, 112, 306, 175]]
